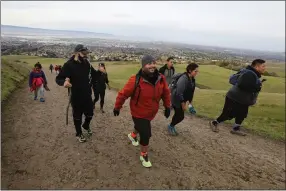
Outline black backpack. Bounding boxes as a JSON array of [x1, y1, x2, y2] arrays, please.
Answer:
[[169, 73, 185, 91]]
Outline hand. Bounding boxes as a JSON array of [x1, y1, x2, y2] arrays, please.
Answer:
[[44, 84, 50, 91], [164, 107, 171, 118], [181, 102, 186, 111], [64, 78, 72, 88], [113, 109, 120, 116], [261, 79, 267, 83], [188, 104, 196, 114]]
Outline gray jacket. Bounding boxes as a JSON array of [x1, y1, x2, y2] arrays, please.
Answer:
[[171, 73, 196, 108]]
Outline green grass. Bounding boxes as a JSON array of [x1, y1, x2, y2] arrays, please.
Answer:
[[2, 55, 285, 140], [1, 59, 30, 101]]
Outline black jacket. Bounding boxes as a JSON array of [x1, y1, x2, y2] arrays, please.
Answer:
[[55, 56, 99, 106], [92, 71, 109, 91], [159, 64, 175, 75], [226, 65, 262, 106]]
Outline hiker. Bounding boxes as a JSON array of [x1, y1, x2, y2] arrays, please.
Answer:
[[168, 63, 199, 135], [55, 65, 59, 75], [113, 55, 171, 168], [92, 62, 111, 113], [56, 44, 99, 143], [58, 65, 62, 73], [159, 56, 175, 86], [209, 59, 266, 136], [29, 62, 49, 102], [49, 64, 54, 73]]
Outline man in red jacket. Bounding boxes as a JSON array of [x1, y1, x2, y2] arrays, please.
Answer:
[[113, 55, 171, 168]]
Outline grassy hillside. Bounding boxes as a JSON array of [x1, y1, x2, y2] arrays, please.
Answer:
[[1, 59, 30, 101], [2, 55, 285, 140]]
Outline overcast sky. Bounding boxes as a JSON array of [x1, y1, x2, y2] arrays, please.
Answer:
[[1, 1, 285, 51]]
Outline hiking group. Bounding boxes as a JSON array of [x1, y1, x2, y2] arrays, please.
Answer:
[[30, 44, 266, 168]]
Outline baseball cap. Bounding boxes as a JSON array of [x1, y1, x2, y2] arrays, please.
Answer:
[[74, 44, 91, 53]]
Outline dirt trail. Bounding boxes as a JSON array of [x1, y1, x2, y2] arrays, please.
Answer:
[[1, 69, 285, 189]]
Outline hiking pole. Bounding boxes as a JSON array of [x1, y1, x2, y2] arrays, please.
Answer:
[[66, 87, 72, 125]]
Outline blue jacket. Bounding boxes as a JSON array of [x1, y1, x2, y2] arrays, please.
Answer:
[[29, 70, 47, 87]]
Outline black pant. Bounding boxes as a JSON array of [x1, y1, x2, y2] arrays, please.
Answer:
[[132, 117, 152, 146], [170, 106, 185, 127], [216, 96, 249, 125], [72, 102, 93, 136], [93, 89, 105, 108], [50, 69, 53, 73]]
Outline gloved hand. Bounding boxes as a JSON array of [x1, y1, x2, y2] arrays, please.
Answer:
[[164, 107, 171, 118], [188, 104, 196, 114], [113, 108, 120, 116]]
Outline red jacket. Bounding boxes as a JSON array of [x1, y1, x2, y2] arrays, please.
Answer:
[[114, 70, 171, 121]]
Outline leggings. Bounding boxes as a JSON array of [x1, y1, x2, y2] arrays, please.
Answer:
[[132, 117, 151, 146], [93, 90, 105, 108], [170, 106, 185, 127]]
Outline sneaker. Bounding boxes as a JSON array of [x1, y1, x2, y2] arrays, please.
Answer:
[[34, 96, 38, 100], [209, 121, 219, 132], [168, 125, 178, 136], [39, 98, 45, 102], [140, 154, 152, 168], [77, 134, 86, 143], [100, 108, 105, 113], [230, 129, 246, 136], [83, 125, 92, 135], [128, 133, 139, 146]]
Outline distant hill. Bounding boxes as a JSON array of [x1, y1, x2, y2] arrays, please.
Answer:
[[1, 25, 114, 38]]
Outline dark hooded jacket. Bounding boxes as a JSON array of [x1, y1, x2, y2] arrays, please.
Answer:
[[226, 65, 262, 106], [55, 56, 99, 107]]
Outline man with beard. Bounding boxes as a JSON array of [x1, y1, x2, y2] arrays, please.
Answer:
[[113, 55, 171, 168], [209, 59, 266, 136], [56, 44, 99, 143], [159, 56, 175, 86]]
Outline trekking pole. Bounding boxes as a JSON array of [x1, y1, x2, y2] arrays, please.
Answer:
[[66, 87, 72, 125]]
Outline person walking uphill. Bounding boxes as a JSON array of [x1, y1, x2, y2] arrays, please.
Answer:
[[159, 56, 175, 86], [56, 44, 99, 143], [92, 63, 111, 113], [209, 59, 267, 136], [29, 62, 49, 102], [168, 63, 199, 136], [113, 55, 171, 168], [49, 64, 54, 74]]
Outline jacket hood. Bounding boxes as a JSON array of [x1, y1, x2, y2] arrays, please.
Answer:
[[246, 65, 261, 78]]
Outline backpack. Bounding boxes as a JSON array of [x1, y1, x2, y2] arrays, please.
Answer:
[[229, 68, 256, 85], [169, 73, 185, 91], [131, 73, 163, 98]]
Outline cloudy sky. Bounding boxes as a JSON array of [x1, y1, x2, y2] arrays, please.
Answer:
[[1, 1, 285, 51]]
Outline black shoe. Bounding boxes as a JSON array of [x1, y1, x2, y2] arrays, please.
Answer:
[[82, 124, 92, 135], [76, 134, 86, 143]]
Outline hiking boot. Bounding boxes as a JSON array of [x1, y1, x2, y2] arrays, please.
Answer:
[[39, 98, 45, 102], [140, 154, 152, 168], [168, 125, 178, 136], [77, 134, 86, 143], [209, 121, 219, 132], [128, 133, 139, 146], [230, 129, 246, 136]]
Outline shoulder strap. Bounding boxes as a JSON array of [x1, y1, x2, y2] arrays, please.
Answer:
[[131, 74, 141, 98]]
